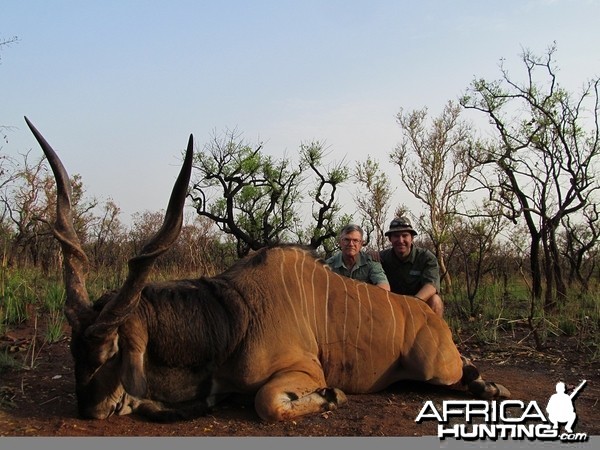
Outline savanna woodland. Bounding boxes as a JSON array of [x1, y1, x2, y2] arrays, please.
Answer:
[[1, 44, 599, 437]]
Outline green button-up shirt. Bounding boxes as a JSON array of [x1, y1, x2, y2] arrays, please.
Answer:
[[326, 251, 389, 286], [379, 246, 440, 295]]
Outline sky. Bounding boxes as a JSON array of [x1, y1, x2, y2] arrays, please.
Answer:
[[2, 0, 600, 226]]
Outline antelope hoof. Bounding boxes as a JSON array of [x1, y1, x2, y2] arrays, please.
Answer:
[[470, 380, 511, 399], [318, 387, 348, 409], [493, 382, 511, 399]]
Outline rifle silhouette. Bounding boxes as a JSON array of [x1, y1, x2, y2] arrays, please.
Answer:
[[569, 380, 587, 400]]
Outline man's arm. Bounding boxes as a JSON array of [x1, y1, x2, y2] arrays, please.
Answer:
[[369, 258, 391, 291], [376, 281, 391, 291], [414, 283, 437, 303], [419, 249, 441, 293]]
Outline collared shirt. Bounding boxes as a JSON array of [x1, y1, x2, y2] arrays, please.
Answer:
[[379, 245, 440, 295], [326, 251, 389, 286]]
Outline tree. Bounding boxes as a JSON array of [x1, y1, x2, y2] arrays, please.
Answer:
[[390, 100, 478, 291], [354, 157, 393, 250], [89, 199, 127, 271], [560, 205, 600, 292], [190, 129, 349, 257], [300, 141, 350, 253], [461, 44, 600, 310], [451, 203, 505, 316], [172, 215, 230, 275], [0, 151, 96, 270], [1, 152, 54, 267], [0, 35, 18, 63], [190, 128, 301, 257]]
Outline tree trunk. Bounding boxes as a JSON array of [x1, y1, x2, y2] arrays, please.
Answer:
[[435, 243, 452, 295], [529, 235, 543, 303], [549, 227, 568, 304]]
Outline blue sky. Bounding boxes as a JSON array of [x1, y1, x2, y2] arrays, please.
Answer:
[[2, 0, 599, 224]]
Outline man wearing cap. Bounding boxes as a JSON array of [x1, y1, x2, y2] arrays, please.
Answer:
[[326, 224, 391, 291], [378, 217, 444, 316]]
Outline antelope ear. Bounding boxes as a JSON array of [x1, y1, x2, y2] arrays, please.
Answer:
[[83, 330, 119, 370], [121, 349, 148, 397]]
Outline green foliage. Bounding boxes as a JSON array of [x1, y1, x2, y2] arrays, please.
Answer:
[[1, 268, 67, 345], [461, 45, 600, 308], [1, 267, 35, 326], [0, 348, 21, 374], [42, 284, 66, 343], [446, 279, 600, 360], [192, 131, 348, 255], [44, 310, 65, 343], [43, 283, 65, 312]]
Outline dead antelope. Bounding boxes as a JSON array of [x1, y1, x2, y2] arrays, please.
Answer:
[[26, 117, 509, 423]]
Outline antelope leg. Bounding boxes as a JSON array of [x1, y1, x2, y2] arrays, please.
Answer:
[[254, 369, 347, 421]]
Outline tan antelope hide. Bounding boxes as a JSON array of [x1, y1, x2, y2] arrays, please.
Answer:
[[26, 117, 509, 422]]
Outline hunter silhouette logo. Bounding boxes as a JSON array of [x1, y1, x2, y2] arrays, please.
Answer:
[[415, 379, 589, 442], [546, 380, 586, 434]]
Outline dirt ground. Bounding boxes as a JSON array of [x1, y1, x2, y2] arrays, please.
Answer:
[[1, 322, 598, 437]]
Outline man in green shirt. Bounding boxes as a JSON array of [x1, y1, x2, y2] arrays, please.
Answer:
[[326, 224, 390, 291], [379, 217, 444, 316]]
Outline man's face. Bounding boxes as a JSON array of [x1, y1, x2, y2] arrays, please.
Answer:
[[340, 230, 363, 258], [389, 231, 413, 258]]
